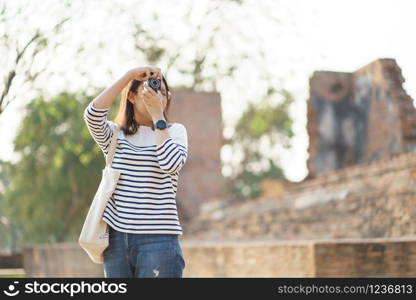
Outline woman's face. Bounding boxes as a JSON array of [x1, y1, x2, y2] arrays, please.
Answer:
[[129, 80, 169, 120]]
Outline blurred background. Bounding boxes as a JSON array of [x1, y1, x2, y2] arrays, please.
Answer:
[[0, 0, 416, 277]]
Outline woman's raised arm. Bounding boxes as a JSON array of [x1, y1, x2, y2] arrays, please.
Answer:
[[83, 67, 162, 156], [83, 71, 133, 155]]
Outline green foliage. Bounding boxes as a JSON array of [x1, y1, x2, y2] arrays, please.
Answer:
[[1, 92, 116, 247], [225, 159, 285, 199], [224, 89, 294, 199], [235, 89, 294, 143]]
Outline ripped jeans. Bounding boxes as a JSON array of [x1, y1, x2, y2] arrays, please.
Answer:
[[103, 226, 186, 278]]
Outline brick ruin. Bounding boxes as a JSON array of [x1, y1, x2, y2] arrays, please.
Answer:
[[182, 58, 416, 242], [307, 58, 416, 178], [168, 90, 225, 221]]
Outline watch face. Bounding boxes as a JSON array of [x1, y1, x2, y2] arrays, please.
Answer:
[[156, 119, 167, 129]]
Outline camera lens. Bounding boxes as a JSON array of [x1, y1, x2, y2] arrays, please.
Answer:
[[148, 78, 161, 91]]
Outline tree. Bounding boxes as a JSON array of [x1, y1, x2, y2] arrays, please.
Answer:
[[224, 88, 294, 199], [1, 92, 117, 245], [0, 159, 22, 253], [0, 1, 71, 114]]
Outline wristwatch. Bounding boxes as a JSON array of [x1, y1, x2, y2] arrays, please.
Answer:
[[154, 119, 167, 130]]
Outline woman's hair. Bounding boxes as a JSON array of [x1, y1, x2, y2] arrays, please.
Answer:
[[114, 75, 172, 135]]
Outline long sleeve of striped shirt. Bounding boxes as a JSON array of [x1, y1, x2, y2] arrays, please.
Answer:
[[155, 124, 188, 175], [83, 101, 115, 156]]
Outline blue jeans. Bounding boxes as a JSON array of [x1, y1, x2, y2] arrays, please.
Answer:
[[103, 226, 186, 278]]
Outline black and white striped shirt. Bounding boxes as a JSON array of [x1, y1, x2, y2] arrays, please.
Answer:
[[83, 101, 187, 235]]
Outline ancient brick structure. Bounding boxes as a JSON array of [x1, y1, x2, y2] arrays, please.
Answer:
[[168, 90, 225, 221], [182, 151, 416, 241], [307, 58, 416, 178], [181, 58, 416, 243], [23, 237, 416, 277]]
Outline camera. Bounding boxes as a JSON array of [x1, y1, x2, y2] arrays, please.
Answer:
[[147, 78, 161, 93]]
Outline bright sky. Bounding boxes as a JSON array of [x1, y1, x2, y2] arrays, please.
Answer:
[[0, 0, 415, 182]]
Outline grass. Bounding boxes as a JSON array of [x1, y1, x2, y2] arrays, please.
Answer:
[[0, 274, 25, 278]]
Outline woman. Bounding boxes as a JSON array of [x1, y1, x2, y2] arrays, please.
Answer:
[[83, 66, 187, 278]]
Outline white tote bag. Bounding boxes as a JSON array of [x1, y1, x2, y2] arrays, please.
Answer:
[[79, 124, 121, 264]]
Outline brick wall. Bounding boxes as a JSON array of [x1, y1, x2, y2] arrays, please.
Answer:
[[313, 237, 416, 277], [23, 243, 103, 277], [182, 151, 416, 242], [23, 238, 416, 277], [183, 237, 416, 277]]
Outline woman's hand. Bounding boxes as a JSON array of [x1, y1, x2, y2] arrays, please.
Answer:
[[127, 66, 162, 81], [141, 81, 165, 122]]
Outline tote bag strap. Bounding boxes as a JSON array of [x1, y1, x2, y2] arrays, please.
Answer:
[[105, 125, 120, 167]]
